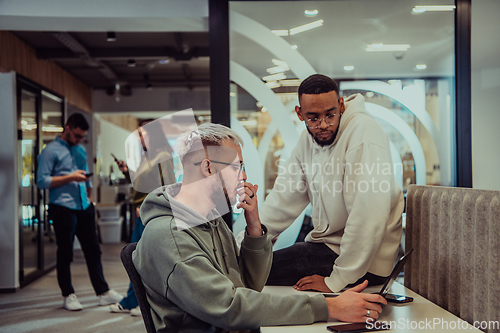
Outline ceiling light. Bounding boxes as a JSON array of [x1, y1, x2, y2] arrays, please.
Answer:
[[289, 20, 324, 35], [230, 92, 236, 97], [304, 9, 318, 17], [366, 92, 375, 98], [416, 64, 427, 70], [412, 5, 456, 13], [265, 81, 281, 89], [158, 59, 170, 65], [291, 45, 298, 50], [42, 126, 64, 132], [280, 79, 302, 87], [344, 65, 354, 71], [106, 32, 116, 42], [266, 66, 287, 74], [127, 59, 136, 68], [271, 30, 289, 37], [366, 43, 410, 52], [271, 59, 289, 70], [263, 73, 286, 82]]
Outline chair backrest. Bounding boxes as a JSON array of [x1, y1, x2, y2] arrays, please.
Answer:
[[405, 185, 500, 333], [120, 243, 156, 333]]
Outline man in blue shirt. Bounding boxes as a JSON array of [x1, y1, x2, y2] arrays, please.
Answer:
[[37, 113, 123, 311]]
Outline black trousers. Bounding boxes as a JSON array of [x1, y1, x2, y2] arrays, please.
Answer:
[[49, 203, 109, 297], [266, 242, 386, 288]]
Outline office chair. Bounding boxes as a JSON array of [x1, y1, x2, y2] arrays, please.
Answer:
[[120, 242, 156, 333]]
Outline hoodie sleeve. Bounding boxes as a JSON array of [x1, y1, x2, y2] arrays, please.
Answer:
[[166, 254, 328, 330], [324, 141, 393, 292], [238, 225, 272, 292], [259, 140, 311, 240]]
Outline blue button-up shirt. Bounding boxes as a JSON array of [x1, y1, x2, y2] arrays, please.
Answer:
[[36, 136, 92, 210]]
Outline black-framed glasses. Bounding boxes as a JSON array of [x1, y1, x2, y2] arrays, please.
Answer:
[[194, 160, 245, 177], [70, 128, 87, 139], [305, 114, 337, 129]]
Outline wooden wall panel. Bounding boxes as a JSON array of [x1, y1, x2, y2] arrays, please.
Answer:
[[0, 31, 92, 112], [99, 115, 138, 132]]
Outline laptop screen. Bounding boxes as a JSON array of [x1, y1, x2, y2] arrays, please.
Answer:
[[378, 249, 413, 297]]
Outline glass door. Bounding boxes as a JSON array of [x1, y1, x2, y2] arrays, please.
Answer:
[[18, 86, 41, 282], [17, 78, 64, 285]]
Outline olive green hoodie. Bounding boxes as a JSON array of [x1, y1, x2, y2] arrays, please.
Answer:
[[133, 183, 329, 332]]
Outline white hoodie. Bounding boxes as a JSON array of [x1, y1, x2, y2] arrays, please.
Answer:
[[260, 94, 404, 292]]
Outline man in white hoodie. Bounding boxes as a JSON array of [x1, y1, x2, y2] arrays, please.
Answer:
[[261, 74, 404, 293]]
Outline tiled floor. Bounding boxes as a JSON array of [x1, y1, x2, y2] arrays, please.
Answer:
[[0, 243, 146, 333]]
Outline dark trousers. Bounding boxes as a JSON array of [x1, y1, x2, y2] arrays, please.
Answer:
[[119, 216, 145, 310], [266, 242, 387, 288], [49, 203, 109, 297]]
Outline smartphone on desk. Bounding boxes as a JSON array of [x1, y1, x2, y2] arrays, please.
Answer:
[[385, 293, 413, 303], [327, 322, 390, 332]]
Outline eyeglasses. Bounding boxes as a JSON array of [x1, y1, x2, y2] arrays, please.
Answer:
[[70, 128, 87, 140], [305, 114, 337, 129], [194, 160, 246, 177]]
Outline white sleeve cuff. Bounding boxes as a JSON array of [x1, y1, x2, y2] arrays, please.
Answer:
[[324, 274, 349, 293]]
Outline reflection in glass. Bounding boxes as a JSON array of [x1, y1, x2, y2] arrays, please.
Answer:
[[229, 0, 456, 198], [20, 89, 38, 277]]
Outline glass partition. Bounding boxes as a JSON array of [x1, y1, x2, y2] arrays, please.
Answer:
[[19, 88, 39, 278], [229, 0, 456, 233], [18, 79, 63, 284]]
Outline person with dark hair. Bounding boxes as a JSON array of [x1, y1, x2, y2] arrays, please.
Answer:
[[65, 112, 90, 131], [261, 74, 404, 293], [36, 112, 123, 311], [110, 118, 175, 316]]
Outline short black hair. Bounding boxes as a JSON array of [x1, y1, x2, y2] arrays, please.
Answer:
[[66, 113, 89, 131], [298, 74, 339, 100]]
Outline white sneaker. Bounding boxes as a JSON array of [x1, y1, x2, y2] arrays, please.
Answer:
[[109, 303, 130, 313], [98, 290, 124, 306], [63, 293, 83, 311], [130, 306, 141, 317]]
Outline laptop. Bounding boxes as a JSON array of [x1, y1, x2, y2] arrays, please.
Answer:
[[378, 248, 413, 297], [323, 249, 413, 298]]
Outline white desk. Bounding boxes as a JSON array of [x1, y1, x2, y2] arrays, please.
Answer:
[[261, 282, 481, 332]]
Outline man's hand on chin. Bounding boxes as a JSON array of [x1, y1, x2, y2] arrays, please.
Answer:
[[237, 182, 262, 237], [293, 274, 333, 292]]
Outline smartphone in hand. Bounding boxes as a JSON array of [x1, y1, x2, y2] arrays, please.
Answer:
[[85, 173, 93, 178], [111, 153, 119, 162]]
